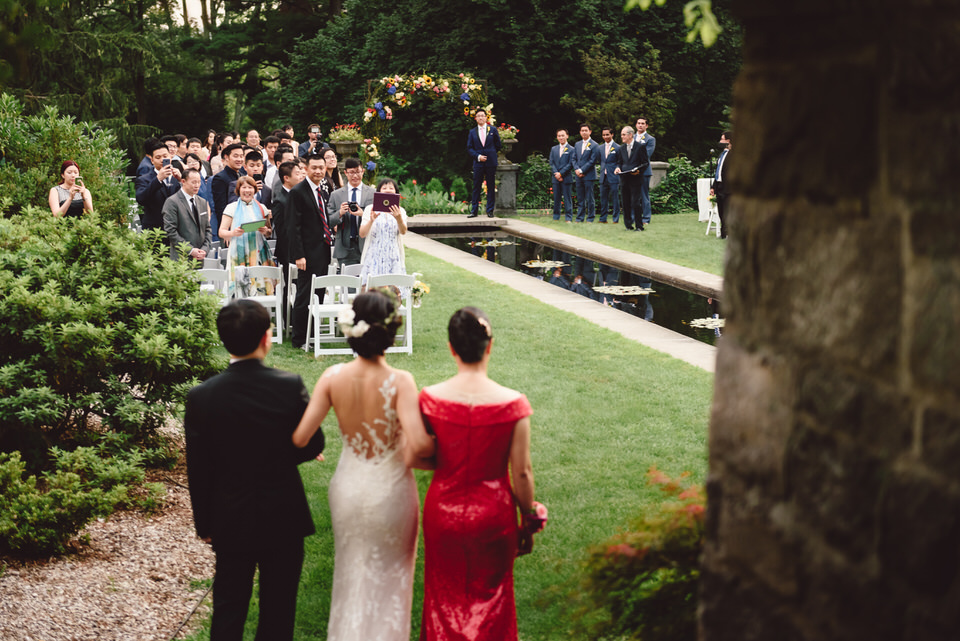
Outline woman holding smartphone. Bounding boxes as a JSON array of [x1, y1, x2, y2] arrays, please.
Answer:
[[49, 160, 93, 218]]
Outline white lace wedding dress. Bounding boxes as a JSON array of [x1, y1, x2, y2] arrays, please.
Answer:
[[327, 370, 420, 641]]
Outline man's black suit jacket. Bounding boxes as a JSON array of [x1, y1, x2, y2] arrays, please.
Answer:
[[271, 186, 291, 267], [135, 171, 182, 230], [287, 179, 341, 274], [184, 358, 325, 549], [614, 140, 650, 178]]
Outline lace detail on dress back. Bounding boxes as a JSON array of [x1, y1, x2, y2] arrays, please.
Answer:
[[342, 372, 400, 462]]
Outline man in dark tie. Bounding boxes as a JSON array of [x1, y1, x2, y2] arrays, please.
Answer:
[[614, 125, 649, 231], [135, 140, 182, 231], [287, 153, 342, 349], [328, 157, 374, 270], [598, 126, 621, 224], [466, 108, 501, 218], [162, 168, 212, 262], [185, 299, 325, 641], [710, 131, 732, 239]]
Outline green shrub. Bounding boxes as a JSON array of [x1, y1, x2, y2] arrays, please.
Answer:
[[0, 210, 223, 460], [0, 93, 132, 225], [423, 177, 445, 194], [650, 156, 712, 215], [0, 449, 165, 556], [570, 467, 705, 641], [517, 152, 552, 210], [399, 181, 468, 216], [449, 177, 467, 202]]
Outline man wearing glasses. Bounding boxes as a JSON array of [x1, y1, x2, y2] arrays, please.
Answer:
[[328, 158, 374, 270]]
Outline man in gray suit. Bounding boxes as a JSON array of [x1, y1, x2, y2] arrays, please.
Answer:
[[635, 116, 656, 225], [163, 168, 212, 262], [327, 157, 374, 270]]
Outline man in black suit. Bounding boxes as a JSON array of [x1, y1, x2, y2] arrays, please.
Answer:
[[185, 299, 325, 641], [162, 168, 212, 262], [135, 140, 182, 231], [270, 160, 303, 328], [211, 143, 246, 243], [710, 131, 732, 239], [287, 153, 341, 349], [614, 125, 649, 231]]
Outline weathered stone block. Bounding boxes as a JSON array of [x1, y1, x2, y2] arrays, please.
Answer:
[[879, 471, 960, 596], [797, 367, 912, 460], [922, 406, 960, 478], [785, 427, 885, 561], [909, 259, 960, 394], [710, 338, 795, 487], [732, 65, 876, 200], [699, 566, 808, 641]]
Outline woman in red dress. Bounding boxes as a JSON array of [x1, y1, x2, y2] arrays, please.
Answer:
[[412, 307, 536, 641]]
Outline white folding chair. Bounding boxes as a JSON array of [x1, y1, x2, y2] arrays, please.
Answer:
[[202, 257, 221, 270], [365, 274, 416, 354], [306, 274, 362, 356], [341, 263, 363, 277], [697, 177, 721, 237], [239, 265, 284, 343], [196, 268, 230, 307], [286, 263, 298, 338]]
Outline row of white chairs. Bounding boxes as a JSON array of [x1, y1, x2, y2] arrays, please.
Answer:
[[197, 263, 414, 355]]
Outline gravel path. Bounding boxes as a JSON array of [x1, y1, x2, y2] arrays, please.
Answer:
[[0, 472, 215, 641]]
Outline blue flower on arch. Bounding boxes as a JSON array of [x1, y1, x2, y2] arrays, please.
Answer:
[[460, 92, 470, 102], [366, 161, 377, 171], [387, 86, 397, 95]]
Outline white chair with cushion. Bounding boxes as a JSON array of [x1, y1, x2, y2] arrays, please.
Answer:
[[239, 265, 284, 344], [306, 274, 362, 357], [365, 273, 415, 354]]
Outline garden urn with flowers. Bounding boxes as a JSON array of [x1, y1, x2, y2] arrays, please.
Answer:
[[497, 124, 519, 165], [329, 123, 363, 159]]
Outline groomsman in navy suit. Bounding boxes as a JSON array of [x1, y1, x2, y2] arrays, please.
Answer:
[[466, 108, 501, 217], [573, 123, 600, 222], [635, 116, 656, 225], [598, 127, 621, 223], [614, 125, 649, 231], [549, 128, 575, 221]]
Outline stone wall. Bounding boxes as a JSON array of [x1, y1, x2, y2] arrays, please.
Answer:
[[701, 2, 960, 639]]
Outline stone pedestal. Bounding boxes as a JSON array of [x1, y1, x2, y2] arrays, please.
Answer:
[[650, 161, 670, 189], [333, 140, 361, 170], [494, 164, 518, 215], [498, 139, 517, 165]]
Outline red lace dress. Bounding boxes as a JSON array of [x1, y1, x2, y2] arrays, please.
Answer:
[[418, 389, 533, 641]]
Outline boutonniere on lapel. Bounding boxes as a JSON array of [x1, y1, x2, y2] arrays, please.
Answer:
[[639, 134, 646, 142], [560, 144, 568, 155], [584, 142, 591, 150]]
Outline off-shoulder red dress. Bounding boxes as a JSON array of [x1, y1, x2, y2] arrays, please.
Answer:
[[418, 389, 533, 641]]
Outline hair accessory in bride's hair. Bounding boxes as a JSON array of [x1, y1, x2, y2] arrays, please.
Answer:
[[476, 316, 492, 338], [338, 307, 370, 338]]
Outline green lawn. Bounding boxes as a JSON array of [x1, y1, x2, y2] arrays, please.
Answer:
[[185, 247, 713, 640], [514, 209, 726, 276]]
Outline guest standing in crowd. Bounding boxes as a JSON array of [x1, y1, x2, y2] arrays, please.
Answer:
[[136, 141, 181, 231], [49, 160, 93, 218], [328, 157, 373, 270], [219, 176, 275, 298], [359, 177, 407, 287]]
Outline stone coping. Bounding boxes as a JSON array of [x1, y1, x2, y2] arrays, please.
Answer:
[[407, 215, 724, 300], [404, 221, 717, 372]]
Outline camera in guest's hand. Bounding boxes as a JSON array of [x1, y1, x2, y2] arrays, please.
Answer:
[[347, 201, 359, 212]]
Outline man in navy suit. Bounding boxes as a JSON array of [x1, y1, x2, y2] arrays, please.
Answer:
[[710, 131, 732, 239], [135, 141, 182, 231], [287, 153, 341, 348], [614, 125, 649, 231], [549, 128, 575, 221], [466, 108, 501, 217], [185, 299, 325, 641], [598, 126, 621, 223], [573, 123, 600, 222], [635, 117, 656, 225]]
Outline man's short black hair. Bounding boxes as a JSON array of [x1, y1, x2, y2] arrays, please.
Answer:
[[147, 140, 166, 155], [275, 144, 294, 165], [217, 300, 270, 356], [579, 123, 592, 131], [278, 161, 298, 181], [221, 142, 244, 158], [174, 133, 188, 145], [143, 137, 160, 155], [181, 167, 201, 181], [721, 130, 732, 143], [601, 126, 613, 135], [343, 157, 361, 170], [187, 137, 202, 146], [263, 135, 280, 145], [160, 134, 177, 144], [244, 150, 263, 164]]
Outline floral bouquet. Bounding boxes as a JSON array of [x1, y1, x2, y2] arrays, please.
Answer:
[[524, 501, 548, 534], [411, 273, 430, 308], [328, 123, 363, 142]]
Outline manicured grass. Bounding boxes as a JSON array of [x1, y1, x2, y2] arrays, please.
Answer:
[[515, 209, 726, 276], [185, 247, 713, 640]]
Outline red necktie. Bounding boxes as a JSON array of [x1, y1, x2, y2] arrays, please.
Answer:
[[317, 186, 333, 246]]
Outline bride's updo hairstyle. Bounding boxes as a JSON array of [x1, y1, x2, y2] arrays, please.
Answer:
[[448, 307, 492, 364], [346, 288, 403, 359]]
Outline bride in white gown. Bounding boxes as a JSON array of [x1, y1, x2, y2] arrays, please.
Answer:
[[292, 288, 435, 641]]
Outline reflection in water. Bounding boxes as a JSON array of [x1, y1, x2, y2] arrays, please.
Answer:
[[431, 233, 722, 345]]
